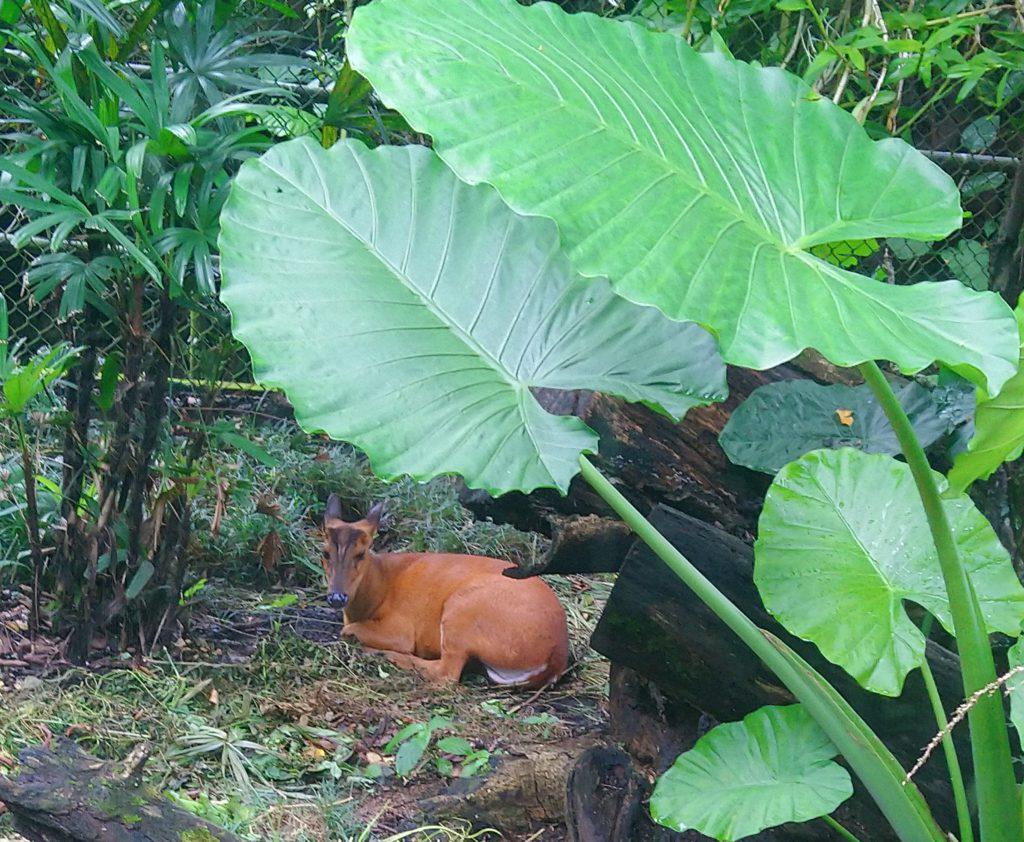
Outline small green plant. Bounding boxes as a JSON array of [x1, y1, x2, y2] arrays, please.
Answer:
[[434, 737, 493, 779], [168, 723, 277, 791], [383, 716, 452, 779], [165, 791, 258, 834], [0, 294, 79, 630]]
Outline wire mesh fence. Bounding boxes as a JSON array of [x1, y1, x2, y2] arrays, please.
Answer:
[[1, 0, 1021, 390]]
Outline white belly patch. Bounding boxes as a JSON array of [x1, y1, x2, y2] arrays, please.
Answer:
[[485, 663, 546, 685]]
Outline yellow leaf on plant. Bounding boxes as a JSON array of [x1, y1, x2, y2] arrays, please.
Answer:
[[836, 409, 854, 427]]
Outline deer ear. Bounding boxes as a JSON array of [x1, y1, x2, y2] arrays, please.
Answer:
[[324, 494, 343, 524], [365, 501, 384, 531]]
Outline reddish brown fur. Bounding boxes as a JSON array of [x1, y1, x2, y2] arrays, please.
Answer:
[[321, 496, 569, 689]]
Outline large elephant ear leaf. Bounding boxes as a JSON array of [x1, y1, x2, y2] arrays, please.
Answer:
[[347, 0, 1019, 395], [720, 379, 946, 475], [948, 303, 1024, 492], [218, 138, 726, 496], [755, 448, 1024, 696], [650, 704, 852, 841]]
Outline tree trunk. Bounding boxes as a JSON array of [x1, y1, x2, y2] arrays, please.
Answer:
[[590, 505, 967, 839], [990, 152, 1024, 305], [18, 423, 45, 635], [0, 740, 239, 841]]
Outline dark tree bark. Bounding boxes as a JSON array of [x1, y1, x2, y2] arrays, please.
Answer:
[[565, 746, 652, 842], [990, 155, 1024, 305], [467, 355, 862, 578], [0, 740, 239, 841], [18, 424, 46, 634], [591, 506, 967, 839]]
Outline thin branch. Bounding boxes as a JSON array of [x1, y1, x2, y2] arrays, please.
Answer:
[[920, 149, 1021, 172], [907, 663, 1024, 782]]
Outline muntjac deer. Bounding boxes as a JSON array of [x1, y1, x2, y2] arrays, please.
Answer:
[[321, 495, 569, 689]]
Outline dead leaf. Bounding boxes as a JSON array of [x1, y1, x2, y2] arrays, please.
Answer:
[[836, 409, 855, 427], [211, 479, 230, 537], [302, 745, 328, 761], [314, 450, 331, 463], [209, 687, 219, 706], [255, 492, 282, 520], [258, 530, 285, 575], [365, 751, 383, 764]]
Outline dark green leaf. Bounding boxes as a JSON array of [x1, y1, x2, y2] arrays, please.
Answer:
[[940, 239, 989, 291], [961, 172, 1007, 199], [436, 736, 473, 756], [720, 380, 946, 474], [961, 115, 999, 153], [218, 431, 280, 467], [96, 352, 122, 412], [395, 736, 427, 777], [126, 560, 155, 600]]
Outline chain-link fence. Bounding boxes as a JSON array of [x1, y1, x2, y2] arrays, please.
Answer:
[[1, 0, 1021, 390]]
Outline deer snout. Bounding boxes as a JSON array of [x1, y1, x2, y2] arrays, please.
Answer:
[[326, 591, 348, 608]]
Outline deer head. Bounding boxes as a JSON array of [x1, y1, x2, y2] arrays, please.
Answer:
[[322, 495, 383, 609]]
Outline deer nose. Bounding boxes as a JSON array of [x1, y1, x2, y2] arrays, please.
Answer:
[[326, 591, 348, 608]]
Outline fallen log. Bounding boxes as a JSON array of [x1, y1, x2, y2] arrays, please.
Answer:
[[365, 736, 600, 835], [0, 739, 239, 842], [591, 506, 968, 839]]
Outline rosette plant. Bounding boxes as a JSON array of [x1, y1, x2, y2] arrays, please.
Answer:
[[218, 1, 1024, 839]]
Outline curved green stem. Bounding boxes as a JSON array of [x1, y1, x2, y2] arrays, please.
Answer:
[[823, 815, 865, 842], [579, 455, 946, 842], [920, 657, 973, 842], [859, 361, 1020, 842]]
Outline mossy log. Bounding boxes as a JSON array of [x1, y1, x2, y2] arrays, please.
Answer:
[[0, 740, 239, 842]]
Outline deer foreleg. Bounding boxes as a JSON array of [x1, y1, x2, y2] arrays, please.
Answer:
[[342, 619, 413, 654], [384, 650, 468, 684]]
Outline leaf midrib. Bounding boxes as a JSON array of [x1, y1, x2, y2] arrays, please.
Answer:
[[388, 1, 839, 257], [252, 144, 574, 486]]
